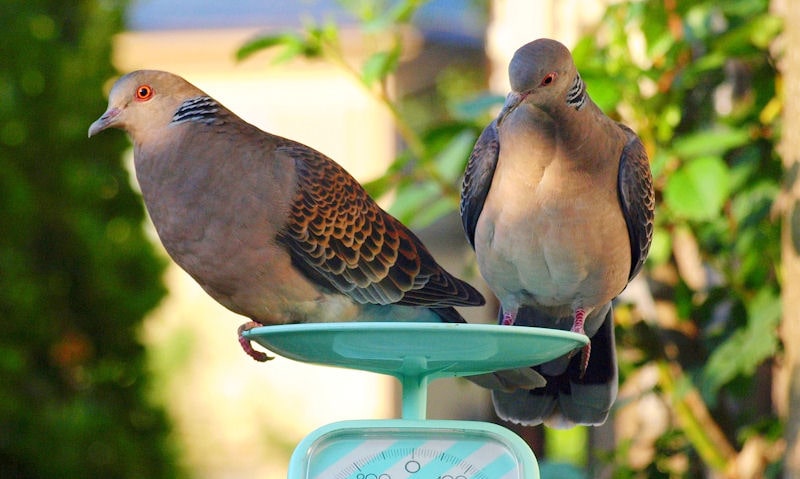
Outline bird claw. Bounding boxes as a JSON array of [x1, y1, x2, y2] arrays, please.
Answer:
[[501, 311, 515, 326], [237, 321, 273, 362], [579, 343, 590, 379], [570, 308, 590, 379], [570, 308, 586, 335]]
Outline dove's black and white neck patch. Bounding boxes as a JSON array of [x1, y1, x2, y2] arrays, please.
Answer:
[[172, 96, 221, 125], [566, 73, 587, 111]]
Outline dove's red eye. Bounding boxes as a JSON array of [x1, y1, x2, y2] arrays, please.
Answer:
[[135, 85, 153, 101], [540, 72, 557, 86]]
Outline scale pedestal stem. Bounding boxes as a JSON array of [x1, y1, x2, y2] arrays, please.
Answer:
[[400, 373, 428, 420], [398, 355, 431, 420]]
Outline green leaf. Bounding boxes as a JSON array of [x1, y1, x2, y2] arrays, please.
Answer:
[[583, 75, 623, 113], [451, 93, 504, 121], [364, 0, 424, 31], [338, 0, 380, 22], [664, 156, 731, 221], [387, 181, 440, 225], [648, 227, 672, 266], [271, 37, 309, 64], [750, 14, 783, 48], [730, 180, 778, 227], [713, 13, 782, 52], [702, 288, 781, 397], [363, 151, 416, 199], [433, 129, 477, 183], [361, 45, 401, 87], [570, 36, 597, 67], [388, 0, 424, 23], [236, 33, 298, 62], [683, 51, 727, 76], [671, 127, 750, 159], [656, 104, 681, 143], [362, 173, 395, 200], [649, 149, 671, 179], [386, 179, 456, 229], [544, 427, 588, 467], [411, 196, 457, 229], [236, 28, 329, 64]]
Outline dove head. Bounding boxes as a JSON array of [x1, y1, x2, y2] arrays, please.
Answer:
[[88, 70, 204, 140], [498, 39, 581, 122]]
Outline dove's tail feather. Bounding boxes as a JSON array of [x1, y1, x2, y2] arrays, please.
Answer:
[[427, 306, 553, 392], [491, 307, 618, 428], [431, 306, 468, 323]]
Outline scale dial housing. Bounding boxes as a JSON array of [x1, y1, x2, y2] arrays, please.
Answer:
[[291, 419, 538, 479]]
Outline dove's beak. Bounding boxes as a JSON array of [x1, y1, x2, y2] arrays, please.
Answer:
[[497, 91, 527, 126], [88, 107, 121, 137]]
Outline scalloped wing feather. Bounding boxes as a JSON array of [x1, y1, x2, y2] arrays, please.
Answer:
[[277, 140, 484, 308], [616, 124, 655, 281]]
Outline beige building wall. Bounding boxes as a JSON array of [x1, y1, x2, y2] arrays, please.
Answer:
[[488, 0, 606, 92]]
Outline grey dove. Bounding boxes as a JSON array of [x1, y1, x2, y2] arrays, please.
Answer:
[[88, 70, 492, 364], [461, 39, 654, 427]]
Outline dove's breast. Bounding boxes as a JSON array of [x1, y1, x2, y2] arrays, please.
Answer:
[[474, 120, 631, 312]]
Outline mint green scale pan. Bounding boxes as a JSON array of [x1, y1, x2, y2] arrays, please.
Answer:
[[244, 322, 587, 479]]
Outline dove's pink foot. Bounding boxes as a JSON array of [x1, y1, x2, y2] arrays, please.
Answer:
[[571, 308, 591, 378], [501, 310, 516, 326], [238, 321, 273, 362]]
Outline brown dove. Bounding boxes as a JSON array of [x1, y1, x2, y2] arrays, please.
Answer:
[[460, 39, 654, 427], [87, 70, 489, 363]]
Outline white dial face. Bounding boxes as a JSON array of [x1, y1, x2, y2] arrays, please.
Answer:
[[305, 428, 525, 479]]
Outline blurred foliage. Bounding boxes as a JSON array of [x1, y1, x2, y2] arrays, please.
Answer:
[[0, 1, 179, 478], [576, 1, 783, 477], [239, 0, 784, 477]]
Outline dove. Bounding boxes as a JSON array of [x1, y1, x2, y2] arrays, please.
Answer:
[[87, 70, 489, 364], [460, 39, 654, 427]]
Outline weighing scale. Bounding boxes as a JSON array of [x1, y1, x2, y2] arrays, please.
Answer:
[[244, 322, 587, 479]]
